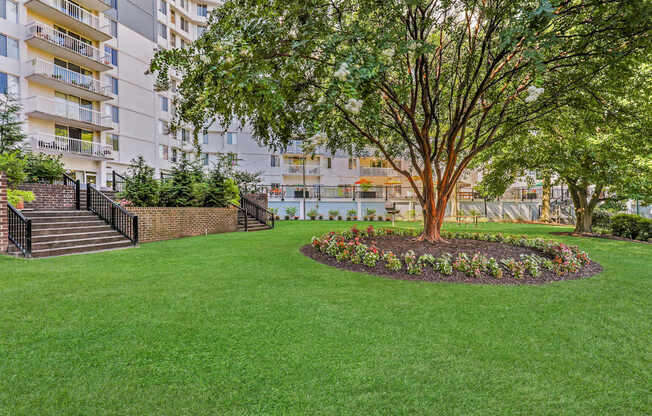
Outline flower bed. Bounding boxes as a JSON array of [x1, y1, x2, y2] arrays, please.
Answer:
[[302, 226, 602, 285]]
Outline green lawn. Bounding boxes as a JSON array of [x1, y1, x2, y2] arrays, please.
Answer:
[[0, 221, 650, 415]]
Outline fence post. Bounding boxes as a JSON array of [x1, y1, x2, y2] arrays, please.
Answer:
[[133, 216, 138, 245], [25, 219, 32, 257], [75, 179, 81, 210], [0, 172, 7, 254], [112, 171, 116, 191], [86, 185, 91, 210]]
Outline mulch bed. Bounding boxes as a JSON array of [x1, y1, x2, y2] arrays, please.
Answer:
[[550, 231, 651, 244], [301, 235, 603, 286]]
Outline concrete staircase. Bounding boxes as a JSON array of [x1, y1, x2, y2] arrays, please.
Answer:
[[237, 210, 272, 232], [8, 210, 133, 258]]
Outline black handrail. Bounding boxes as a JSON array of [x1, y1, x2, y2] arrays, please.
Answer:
[[62, 173, 81, 210], [112, 171, 126, 193], [240, 195, 274, 229], [231, 202, 248, 231], [7, 203, 32, 257], [86, 185, 138, 245]]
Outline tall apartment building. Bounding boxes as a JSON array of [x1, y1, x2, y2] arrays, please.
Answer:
[[0, 0, 424, 192]]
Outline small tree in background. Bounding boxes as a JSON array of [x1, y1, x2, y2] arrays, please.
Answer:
[[122, 156, 160, 206], [0, 96, 26, 154]]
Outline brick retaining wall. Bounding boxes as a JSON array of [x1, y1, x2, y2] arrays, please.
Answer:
[[0, 173, 7, 253], [18, 183, 75, 210], [126, 206, 238, 243]]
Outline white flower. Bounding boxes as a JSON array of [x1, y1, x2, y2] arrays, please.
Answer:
[[344, 98, 364, 114], [334, 62, 350, 81], [224, 56, 234, 64], [525, 85, 544, 103], [200, 55, 210, 64], [381, 48, 395, 60]]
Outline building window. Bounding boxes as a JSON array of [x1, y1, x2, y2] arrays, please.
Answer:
[[159, 120, 169, 135], [348, 158, 357, 169], [0, 72, 19, 97], [105, 105, 119, 123], [0, 34, 19, 60], [180, 0, 188, 10], [327, 157, 332, 169], [159, 0, 167, 14], [197, 25, 206, 37], [227, 153, 238, 166], [105, 46, 118, 66], [109, 76, 118, 94], [170, 10, 176, 24], [170, 33, 176, 48], [270, 155, 280, 167], [108, 0, 117, 10], [181, 128, 189, 142], [180, 39, 187, 48], [160, 95, 168, 112], [202, 130, 208, 144], [171, 148, 178, 162], [197, 4, 207, 16], [202, 153, 209, 166], [106, 133, 119, 151], [180, 17, 188, 32], [159, 145, 169, 160], [159, 22, 167, 39], [0, 0, 18, 23], [109, 20, 118, 37], [226, 132, 237, 145]]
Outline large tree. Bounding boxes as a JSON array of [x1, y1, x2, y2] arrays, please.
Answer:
[[477, 61, 652, 233], [0, 96, 26, 154], [149, 0, 650, 241]]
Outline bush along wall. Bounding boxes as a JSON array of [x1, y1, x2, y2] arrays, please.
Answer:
[[610, 214, 652, 241]]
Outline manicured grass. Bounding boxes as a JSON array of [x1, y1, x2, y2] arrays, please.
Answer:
[[0, 221, 650, 415]]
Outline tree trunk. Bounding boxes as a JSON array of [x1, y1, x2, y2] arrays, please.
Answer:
[[540, 175, 551, 222], [417, 167, 447, 242], [569, 183, 593, 233]]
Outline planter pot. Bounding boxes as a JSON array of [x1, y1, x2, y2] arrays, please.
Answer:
[[16, 199, 24, 210]]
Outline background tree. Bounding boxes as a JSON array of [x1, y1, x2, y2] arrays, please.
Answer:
[[122, 156, 160, 206], [150, 0, 650, 241], [477, 61, 652, 233], [0, 96, 26, 153]]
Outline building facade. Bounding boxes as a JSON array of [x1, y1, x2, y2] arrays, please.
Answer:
[[1, 0, 413, 192]]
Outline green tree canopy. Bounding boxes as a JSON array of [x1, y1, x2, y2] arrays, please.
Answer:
[[150, 0, 651, 241]]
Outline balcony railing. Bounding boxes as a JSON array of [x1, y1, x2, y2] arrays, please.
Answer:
[[25, 21, 110, 67], [360, 167, 396, 176], [32, 0, 108, 34], [30, 133, 113, 159], [23, 96, 110, 129], [283, 165, 321, 175], [25, 58, 113, 98]]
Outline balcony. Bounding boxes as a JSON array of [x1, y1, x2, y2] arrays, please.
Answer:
[[360, 167, 397, 176], [24, 0, 112, 41], [283, 165, 321, 176], [23, 96, 112, 131], [24, 58, 114, 102], [30, 133, 113, 160], [24, 21, 112, 71]]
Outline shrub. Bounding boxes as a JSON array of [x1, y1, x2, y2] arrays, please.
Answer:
[[366, 208, 376, 218], [204, 165, 239, 207], [0, 151, 27, 184], [610, 214, 650, 240], [121, 156, 159, 207], [347, 209, 357, 219], [328, 210, 339, 219], [307, 209, 319, 219], [337, 215, 343, 220], [24, 153, 65, 183], [7, 189, 35, 206], [159, 158, 200, 207], [383, 251, 402, 271], [285, 207, 297, 218], [403, 250, 422, 274], [592, 209, 613, 229]]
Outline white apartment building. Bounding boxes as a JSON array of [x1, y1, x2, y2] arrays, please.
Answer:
[[1, 0, 413, 192]]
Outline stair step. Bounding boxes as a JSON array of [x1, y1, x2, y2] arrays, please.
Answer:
[[32, 220, 106, 229], [32, 225, 113, 236], [31, 235, 128, 250], [26, 210, 93, 218], [33, 230, 120, 243], [28, 215, 97, 223], [30, 240, 134, 258]]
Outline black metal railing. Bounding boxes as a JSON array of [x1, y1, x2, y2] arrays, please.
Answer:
[[62, 172, 81, 210], [241, 195, 275, 229], [7, 204, 32, 257], [112, 171, 126, 193], [231, 202, 248, 231], [87, 185, 138, 244]]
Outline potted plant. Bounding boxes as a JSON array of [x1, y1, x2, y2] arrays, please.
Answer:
[[377, 215, 384, 221], [318, 215, 324, 220], [347, 209, 357, 221], [307, 209, 319, 220], [328, 210, 339, 220], [337, 215, 343, 220], [285, 206, 297, 219], [366, 208, 376, 220], [8, 189, 35, 210], [358, 179, 376, 199]]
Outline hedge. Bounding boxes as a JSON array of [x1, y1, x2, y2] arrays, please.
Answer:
[[610, 214, 652, 241]]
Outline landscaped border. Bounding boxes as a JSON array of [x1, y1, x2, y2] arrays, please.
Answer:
[[303, 226, 602, 285]]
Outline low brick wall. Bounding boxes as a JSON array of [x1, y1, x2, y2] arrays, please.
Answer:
[[18, 183, 75, 210], [0, 172, 7, 253], [126, 206, 238, 243]]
